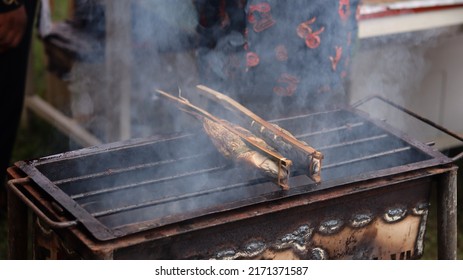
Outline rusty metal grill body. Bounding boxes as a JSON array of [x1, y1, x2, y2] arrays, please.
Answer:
[[6, 108, 458, 259]]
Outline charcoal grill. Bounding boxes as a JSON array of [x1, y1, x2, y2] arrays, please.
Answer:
[[6, 96, 460, 259]]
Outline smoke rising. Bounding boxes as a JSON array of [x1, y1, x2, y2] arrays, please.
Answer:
[[57, 1, 461, 233], [67, 0, 364, 141], [68, 0, 201, 140]]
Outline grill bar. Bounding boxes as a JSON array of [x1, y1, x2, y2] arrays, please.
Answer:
[[318, 134, 388, 150], [54, 153, 213, 186], [70, 164, 227, 200], [323, 147, 411, 169], [296, 122, 365, 138], [92, 179, 254, 218], [269, 108, 345, 122]]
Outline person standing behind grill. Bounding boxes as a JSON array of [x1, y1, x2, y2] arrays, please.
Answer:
[[195, 0, 360, 118], [0, 0, 37, 208]]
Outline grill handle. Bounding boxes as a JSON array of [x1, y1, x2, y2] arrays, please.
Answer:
[[352, 95, 463, 162], [7, 178, 78, 229]]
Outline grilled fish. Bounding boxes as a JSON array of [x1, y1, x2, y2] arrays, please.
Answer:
[[202, 117, 288, 180]]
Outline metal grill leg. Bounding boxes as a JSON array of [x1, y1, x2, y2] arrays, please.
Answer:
[[7, 186, 29, 259], [437, 168, 458, 260]]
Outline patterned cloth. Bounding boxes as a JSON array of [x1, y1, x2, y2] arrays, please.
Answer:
[[196, 0, 360, 117]]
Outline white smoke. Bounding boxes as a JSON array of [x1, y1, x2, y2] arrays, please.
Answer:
[[68, 0, 200, 142]]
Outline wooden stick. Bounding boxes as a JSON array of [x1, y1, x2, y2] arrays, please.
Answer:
[[25, 96, 102, 147], [196, 85, 323, 183]]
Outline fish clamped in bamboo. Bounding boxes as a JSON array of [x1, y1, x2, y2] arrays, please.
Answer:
[[154, 89, 292, 190], [196, 85, 323, 183]]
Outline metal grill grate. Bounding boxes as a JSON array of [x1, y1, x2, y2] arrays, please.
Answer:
[[16, 108, 451, 241]]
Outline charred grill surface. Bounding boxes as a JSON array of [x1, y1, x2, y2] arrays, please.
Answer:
[[16, 109, 449, 241]]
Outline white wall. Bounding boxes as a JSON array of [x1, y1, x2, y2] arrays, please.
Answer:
[[350, 26, 463, 150]]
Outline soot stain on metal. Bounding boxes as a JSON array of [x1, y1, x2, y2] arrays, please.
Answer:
[[310, 247, 328, 260], [412, 202, 429, 216], [383, 206, 407, 223], [318, 218, 344, 235], [349, 212, 374, 228]]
